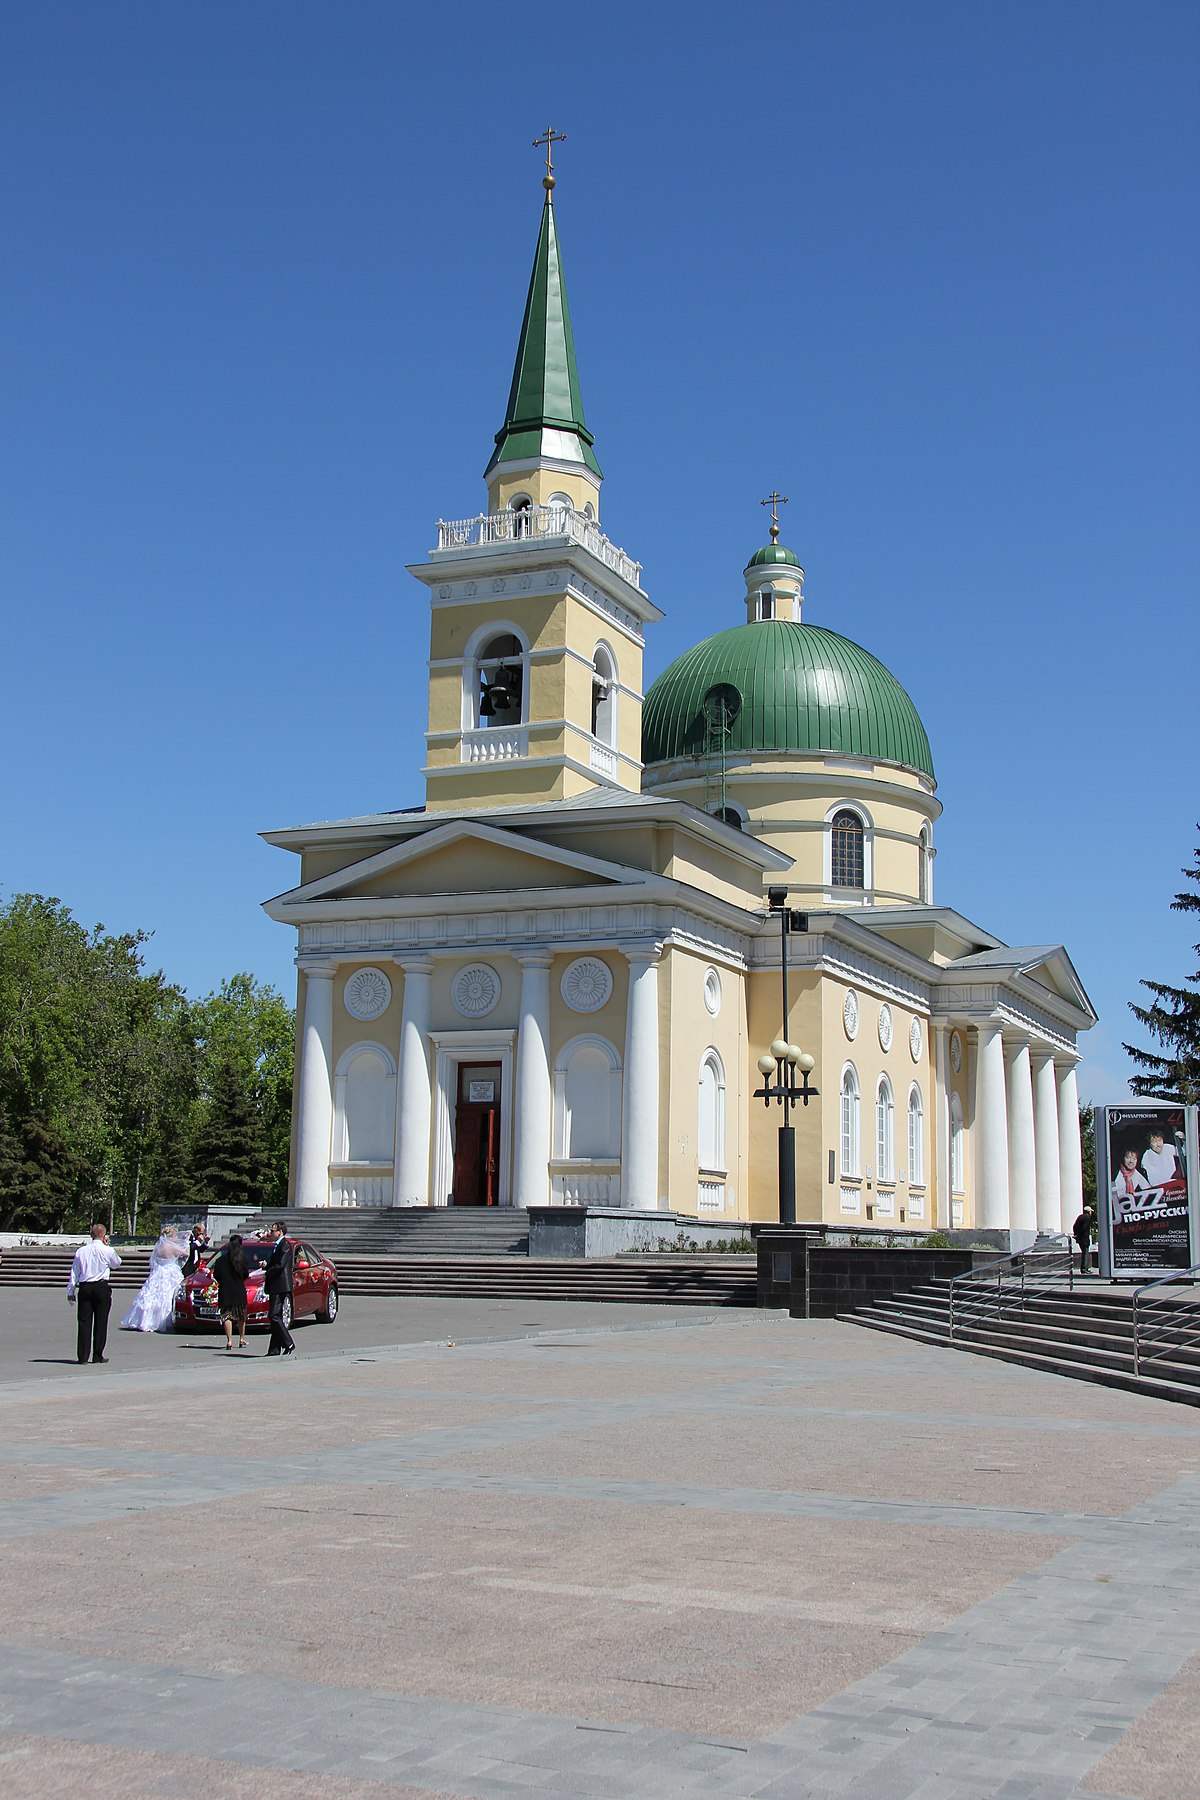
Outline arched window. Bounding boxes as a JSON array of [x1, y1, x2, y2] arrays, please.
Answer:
[[552, 1038, 622, 1160], [756, 586, 775, 621], [876, 1075, 895, 1184], [591, 643, 617, 746], [831, 810, 865, 890], [474, 629, 526, 729], [908, 1084, 924, 1186], [508, 494, 533, 538], [919, 824, 933, 904], [950, 1093, 965, 1194], [710, 803, 745, 830], [583, 501, 596, 521], [698, 1050, 726, 1172], [546, 491, 572, 528], [840, 1063, 860, 1177], [334, 1045, 396, 1164]]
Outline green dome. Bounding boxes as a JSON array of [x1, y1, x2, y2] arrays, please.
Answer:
[[642, 620, 935, 779], [746, 543, 802, 569]]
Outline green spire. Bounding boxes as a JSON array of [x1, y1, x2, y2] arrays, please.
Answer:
[[486, 190, 601, 479]]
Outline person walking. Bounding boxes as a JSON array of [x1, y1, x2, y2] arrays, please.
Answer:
[[1072, 1206, 1096, 1276], [67, 1224, 122, 1364], [263, 1223, 295, 1357], [211, 1233, 250, 1350]]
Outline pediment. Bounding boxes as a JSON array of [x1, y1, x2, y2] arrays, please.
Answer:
[[272, 819, 645, 906]]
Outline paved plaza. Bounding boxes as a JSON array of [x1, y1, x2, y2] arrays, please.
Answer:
[[0, 1290, 1198, 1798]]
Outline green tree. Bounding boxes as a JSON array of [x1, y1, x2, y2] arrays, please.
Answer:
[[189, 1056, 267, 1208], [1079, 1102, 1096, 1211], [1124, 833, 1200, 1104], [190, 974, 294, 1206]]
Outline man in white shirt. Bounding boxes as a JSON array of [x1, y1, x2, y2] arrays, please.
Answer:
[[67, 1224, 122, 1364], [1141, 1131, 1180, 1190]]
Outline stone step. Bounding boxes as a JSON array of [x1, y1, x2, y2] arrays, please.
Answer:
[[0, 1248, 755, 1307]]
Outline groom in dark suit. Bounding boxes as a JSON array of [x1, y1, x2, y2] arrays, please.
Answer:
[[263, 1223, 295, 1357]]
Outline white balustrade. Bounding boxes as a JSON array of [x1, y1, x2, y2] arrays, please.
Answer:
[[840, 1184, 862, 1214], [549, 1165, 620, 1205], [329, 1167, 393, 1207], [435, 506, 643, 589], [461, 727, 527, 764], [697, 1179, 725, 1214], [589, 741, 617, 777]]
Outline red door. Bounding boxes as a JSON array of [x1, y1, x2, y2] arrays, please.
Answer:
[[452, 1063, 501, 1205]]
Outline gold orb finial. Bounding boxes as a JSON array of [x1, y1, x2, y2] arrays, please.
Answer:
[[533, 124, 567, 193]]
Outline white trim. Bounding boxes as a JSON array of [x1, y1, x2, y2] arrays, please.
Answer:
[[907, 1082, 924, 1187], [698, 1047, 727, 1174], [331, 1039, 397, 1179], [824, 801, 874, 899], [462, 621, 530, 733], [876, 1073, 895, 1185], [840, 1061, 861, 1178], [430, 1029, 516, 1209]]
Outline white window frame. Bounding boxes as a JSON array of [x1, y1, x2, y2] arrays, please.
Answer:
[[591, 640, 618, 748], [332, 1041, 396, 1166], [950, 1092, 965, 1195], [919, 823, 933, 904], [697, 1048, 727, 1174], [552, 1034, 623, 1163], [876, 1074, 895, 1185], [462, 620, 531, 732], [824, 802, 873, 899], [907, 1083, 924, 1187], [840, 1062, 861, 1178]]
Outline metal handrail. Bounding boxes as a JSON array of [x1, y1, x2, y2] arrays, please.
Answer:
[[1132, 1265, 1200, 1377], [949, 1235, 1074, 1342]]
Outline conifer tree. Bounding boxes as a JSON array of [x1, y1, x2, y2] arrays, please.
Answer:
[[1124, 832, 1200, 1104], [189, 1057, 266, 1208]]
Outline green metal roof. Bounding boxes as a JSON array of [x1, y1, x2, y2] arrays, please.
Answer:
[[642, 621, 935, 778], [746, 543, 802, 569], [486, 193, 601, 479]]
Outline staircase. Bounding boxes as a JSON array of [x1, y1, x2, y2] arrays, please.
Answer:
[[843, 1278, 1200, 1406], [230, 1208, 531, 1258], [0, 1244, 756, 1308]]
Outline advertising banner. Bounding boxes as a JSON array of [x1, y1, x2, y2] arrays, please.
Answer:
[[1098, 1105, 1198, 1278]]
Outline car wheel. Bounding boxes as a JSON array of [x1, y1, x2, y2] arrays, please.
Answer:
[[281, 1296, 292, 1331], [317, 1285, 339, 1324]]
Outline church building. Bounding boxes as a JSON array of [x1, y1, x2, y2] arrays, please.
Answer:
[[263, 154, 1094, 1238]]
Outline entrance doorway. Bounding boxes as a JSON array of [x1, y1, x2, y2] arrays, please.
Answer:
[[452, 1062, 502, 1205]]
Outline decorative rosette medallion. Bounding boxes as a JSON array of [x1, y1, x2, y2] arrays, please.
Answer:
[[344, 967, 392, 1022], [909, 1016, 923, 1062], [878, 1004, 894, 1052], [561, 957, 613, 1013], [950, 1030, 963, 1074], [452, 964, 501, 1019], [843, 990, 859, 1041]]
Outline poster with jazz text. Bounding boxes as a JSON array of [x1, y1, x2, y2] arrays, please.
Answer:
[[1100, 1105, 1196, 1277]]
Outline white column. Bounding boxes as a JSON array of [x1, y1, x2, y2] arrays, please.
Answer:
[[974, 1020, 1010, 1229], [294, 963, 335, 1209], [393, 957, 433, 1207], [1032, 1051, 1062, 1234], [934, 1021, 952, 1231], [1056, 1062, 1084, 1233], [622, 947, 661, 1210], [512, 952, 552, 1211], [1005, 1039, 1037, 1233]]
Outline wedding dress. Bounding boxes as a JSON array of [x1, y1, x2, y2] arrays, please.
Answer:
[[119, 1232, 189, 1332]]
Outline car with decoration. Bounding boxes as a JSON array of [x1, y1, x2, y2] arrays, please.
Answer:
[[173, 1235, 339, 1333]]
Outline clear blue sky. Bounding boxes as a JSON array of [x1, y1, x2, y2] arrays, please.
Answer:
[[3, 0, 1197, 1103]]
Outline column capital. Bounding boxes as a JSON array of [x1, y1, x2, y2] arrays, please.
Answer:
[[394, 955, 434, 977], [297, 959, 337, 979], [624, 942, 663, 970], [513, 949, 554, 971]]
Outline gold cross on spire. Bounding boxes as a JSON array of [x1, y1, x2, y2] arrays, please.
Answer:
[[760, 490, 789, 544], [533, 124, 567, 191]]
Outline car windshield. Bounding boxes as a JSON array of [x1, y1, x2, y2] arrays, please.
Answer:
[[194, 1244, 273, 1276]]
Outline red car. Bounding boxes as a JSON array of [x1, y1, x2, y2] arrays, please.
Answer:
[[173, 1235, 339, 1333]]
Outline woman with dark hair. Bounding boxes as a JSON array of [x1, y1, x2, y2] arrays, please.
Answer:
[[211, 1234, 250, 1350]]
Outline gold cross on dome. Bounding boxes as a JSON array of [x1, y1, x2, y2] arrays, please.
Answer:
[[760, 490, 789, 544], [533, 124, 567, 189]]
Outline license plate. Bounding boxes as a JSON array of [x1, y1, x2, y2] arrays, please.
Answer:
[[194, 1305, 218, 1318]]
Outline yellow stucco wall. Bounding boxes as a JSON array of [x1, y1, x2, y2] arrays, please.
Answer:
[[487, 467, 601, 517]]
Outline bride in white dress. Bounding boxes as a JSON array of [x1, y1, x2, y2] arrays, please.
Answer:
[[119, 1226, 190, 1332]]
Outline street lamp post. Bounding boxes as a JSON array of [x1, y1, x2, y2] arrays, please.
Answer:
[[755, 890, 819, 1225]]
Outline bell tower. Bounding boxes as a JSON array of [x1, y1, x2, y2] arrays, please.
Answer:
[[409, 135, 662, 814]]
